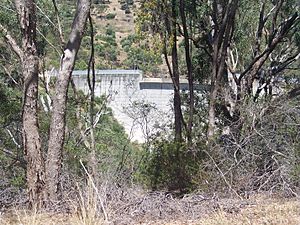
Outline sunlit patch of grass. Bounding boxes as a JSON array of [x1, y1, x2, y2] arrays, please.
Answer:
[[0, 211, 104, 225], [198, 197, 300, 225], [1, 211, 69, 225]]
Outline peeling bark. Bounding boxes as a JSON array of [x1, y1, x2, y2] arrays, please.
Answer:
[[14, 0, 46, 208]]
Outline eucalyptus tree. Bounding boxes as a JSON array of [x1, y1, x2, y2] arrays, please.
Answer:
[[231, 0, 299, 101], [179, 0, 194, 144], [206, 0, 239, 138], [138, 0, 185, 142], [0, 0, 92, 207], [0, 0, 45, 208], [220, 0, 300, 136], [45, 0, 91, 203], [195, 0, 299, 138]]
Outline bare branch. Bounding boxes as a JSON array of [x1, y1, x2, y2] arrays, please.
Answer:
[[254, 2, 266, 57], [36, 28, 61, 56], [0, 148, 26, 169], [5, 128, 21, 149], [0, 24, 23, 59], [51, 0, 65, 49], [239, 13, 299, 82], [79, 159, 109, 222], [0, 64, 20, 86]]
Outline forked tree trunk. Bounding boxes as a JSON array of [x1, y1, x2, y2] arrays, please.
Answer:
[[45, 0, 91, 202], [207, 0, 238, 139], [14, 0, 46, 208]]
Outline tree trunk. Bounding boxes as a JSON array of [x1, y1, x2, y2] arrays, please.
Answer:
[[23, 54, 45, 209], [207, 0, 238, 139], [179, 0, 194, 145], [87, 14, 97, 178], [14, 0, 46, 208], [45, 0, 91, 202], [207, 84, 218, 138], [171, 0, 183, 142]]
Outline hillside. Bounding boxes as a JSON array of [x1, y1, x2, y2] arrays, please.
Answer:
[[74, 0, 162, 76], [91, 0, 136, 64], [41, 0, 167, 76]]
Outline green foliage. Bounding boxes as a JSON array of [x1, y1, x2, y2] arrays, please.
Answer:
[[0, 70, 23, 189], [74, 35, 90, 70], [74, 59, 89, 70], [140, 141, 204, 192], [93, 26, 119, 67], [0, 84, 21, 126], [106, 13, 116, 20], [0, 0, 19, 38], [57, 89, 141, 183], [121, 34, 162, 73]]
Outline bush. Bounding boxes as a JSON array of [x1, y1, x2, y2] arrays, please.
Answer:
[[106, 26, 115, 37], [121, 4, 128, 10], [141, 141, 205, 193], [106, 13, 116, 20], [125, 9, 131, 14], [207, 98, 300, 196]]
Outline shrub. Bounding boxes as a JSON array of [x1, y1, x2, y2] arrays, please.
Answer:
[[106, 13, 116, 20], [121, 4, 128, 10], [207, 98, 300, 196], [141, 141, 205, 193], [105, 26, 115, 37]]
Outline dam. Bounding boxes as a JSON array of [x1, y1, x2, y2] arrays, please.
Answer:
[[69, 70, 207, 142]]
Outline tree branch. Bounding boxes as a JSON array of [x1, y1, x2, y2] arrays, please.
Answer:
[[288, 86, 300, 99], [0, 24, 23, 59], [1, 148, 26, 169], [239, 12, 299, 82]]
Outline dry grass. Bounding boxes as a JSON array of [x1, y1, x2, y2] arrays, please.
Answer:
[[0, 210, 104, 225], [198, 197, 300, 225], [1, 194, 299, 225]]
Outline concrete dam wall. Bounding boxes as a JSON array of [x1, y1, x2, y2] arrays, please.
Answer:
[[71, 70, 207, 142]]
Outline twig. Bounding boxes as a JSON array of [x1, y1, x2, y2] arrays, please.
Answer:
[[79, 159, 109, 222], [203, 150, 243, 200]]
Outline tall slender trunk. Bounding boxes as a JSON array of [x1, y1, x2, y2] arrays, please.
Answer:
[[45, 0, 91, 202], [207, 31, 220, 139], [87, 14, 97, 177], [14, 0, 46, 208], [172, 0, 183, 142], [179, 0, 194, 144]]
